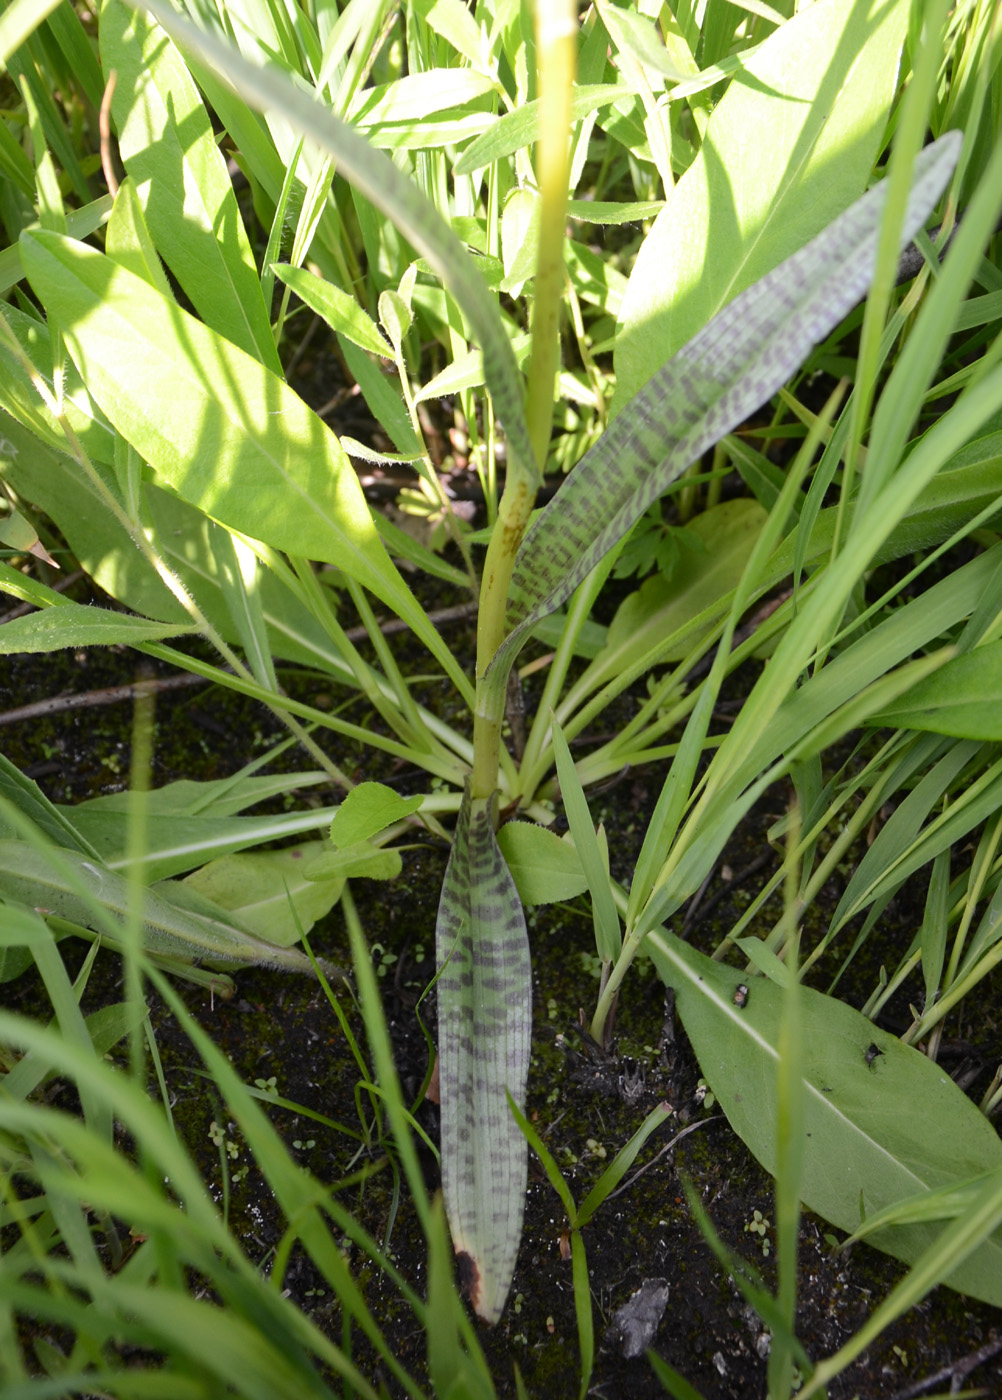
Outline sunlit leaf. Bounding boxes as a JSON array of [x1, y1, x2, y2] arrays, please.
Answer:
[[497, 134, 960, 669]]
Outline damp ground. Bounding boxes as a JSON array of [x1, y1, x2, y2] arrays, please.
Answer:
[[3, 575, 1002, 1400]]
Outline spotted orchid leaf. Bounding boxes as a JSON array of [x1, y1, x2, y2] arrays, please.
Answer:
[[434, 787, 532, 1325], [494, 132, 961, 672]]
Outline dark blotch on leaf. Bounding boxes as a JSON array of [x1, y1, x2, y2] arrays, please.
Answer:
[[456, 1249, 480, 1307]]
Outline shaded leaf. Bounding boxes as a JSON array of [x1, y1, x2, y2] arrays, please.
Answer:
[[870, 642, 1002, 738], [0, 601, 192, 653], [303, 843, 403, 883], [0, 840, 319, 974], [496, 821, 587, 905], [328, 782, 424, 848], [582, 498, 767, 692], [648, 930, 1002, 1306], [183, 841, 343, 945]]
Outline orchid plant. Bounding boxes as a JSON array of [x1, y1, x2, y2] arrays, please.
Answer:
[[2, 0, 1002, 1353]]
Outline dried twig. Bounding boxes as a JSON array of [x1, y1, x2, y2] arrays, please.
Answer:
[[0, 600, 479, 727], [883, 1335, 1002, 1400]]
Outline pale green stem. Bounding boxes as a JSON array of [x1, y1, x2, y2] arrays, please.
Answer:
[[471, 0, 576, 802]]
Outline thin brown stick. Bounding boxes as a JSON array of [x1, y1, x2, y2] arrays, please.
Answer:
[[100, 70, 119, 199], [0, 600, 479, 727], [0, 671, 209, 727], [883, 1335, 1002, 1400]]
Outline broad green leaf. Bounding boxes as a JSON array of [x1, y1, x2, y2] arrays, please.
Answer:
[[870, 642, 1002, 739], [500, 189, 541, 297], [182, 841, 343, 945], [0, 504, 56, 564], [648, 930, 1002, 1306], [0, 504, 38, 552], [0, 840, 319, 974], [136, 0, 536, 490], [497, 134, 960, 666], [105, 176, 173, 298], [596, 1, 687, 84], [18, 231, 469, 696], [566, 199, 664, 225], [0, 194, 113, 295], [328, 782, 424, 847], [410, 0, 484, 70], [580, 498, 767, 693], [415, 332, 532, 405], [0, 601, 192, 653], [101, 0, 281, 374], [302, 843, 402, 882], [496, 821, 587, 905], [435, 788, 531, 1324], [0, 418, 361, 678], [0, 302, 117, 465], [613, 0, 908, 413], [273, 263, 391, 357]]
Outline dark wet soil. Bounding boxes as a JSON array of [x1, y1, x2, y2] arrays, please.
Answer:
[[3, 569, 1002, 1400]]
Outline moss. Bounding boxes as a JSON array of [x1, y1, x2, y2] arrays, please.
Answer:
[[5, 580, 1002, 1400]]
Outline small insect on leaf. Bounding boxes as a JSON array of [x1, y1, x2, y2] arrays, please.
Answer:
[[865, 1042, 884, 1069], [733, 983, 749, 1008]]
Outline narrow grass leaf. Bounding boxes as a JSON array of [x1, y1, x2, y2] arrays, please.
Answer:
[[551, 720, 621, 963], [499, 135, 960, 661], [273, 263, 391, 357], [435, 787, 532, 1324], [576, 1101, 673, 1227], [802, 1170, 1002, 1399], [0, 840, 319, 973], [0, 602, 192, 652], [869, 642, 1002, 738], [454, 84, 623, 175], [0, 758, 100, 856], [131, 0, 536, 487], [0, 0, 63, 65], [64, 803, 340, 881]]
